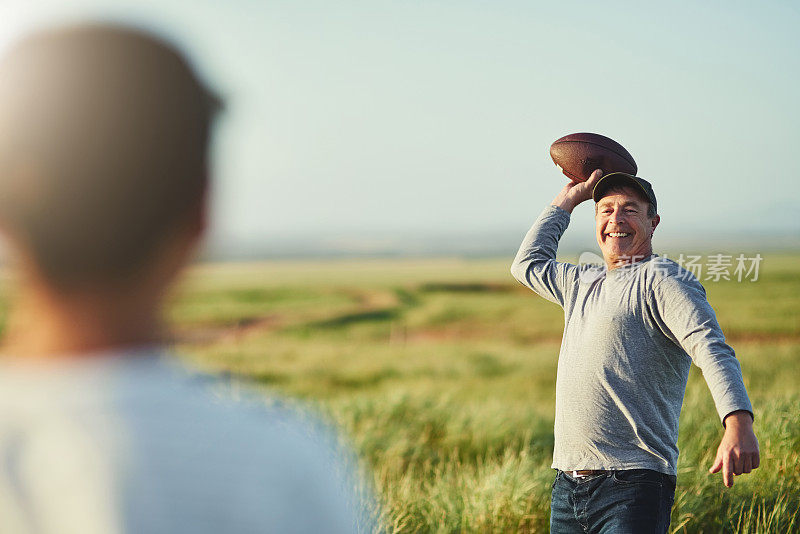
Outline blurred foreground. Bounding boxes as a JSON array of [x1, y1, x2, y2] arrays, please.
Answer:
[[106, 255, 800, 531]]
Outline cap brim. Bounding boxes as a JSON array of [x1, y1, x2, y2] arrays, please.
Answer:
[[592, 172, 648, 203]]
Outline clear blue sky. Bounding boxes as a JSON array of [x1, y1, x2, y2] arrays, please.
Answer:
[[2, 0, 798, 256]]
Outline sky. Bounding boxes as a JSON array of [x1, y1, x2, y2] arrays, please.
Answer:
[[1, 0, 798, 257]]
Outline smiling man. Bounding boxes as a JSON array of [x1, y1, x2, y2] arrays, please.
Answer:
[[594, 174, 660, 269], [511, 170, 759, 533]]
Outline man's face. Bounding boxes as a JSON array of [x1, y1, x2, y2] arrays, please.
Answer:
[[595, 187, 660, 268]]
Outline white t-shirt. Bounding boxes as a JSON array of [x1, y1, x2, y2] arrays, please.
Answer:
[[0, 349, 370, 533]]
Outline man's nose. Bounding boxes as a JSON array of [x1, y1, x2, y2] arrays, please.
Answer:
[[609, 209, 626, 224]]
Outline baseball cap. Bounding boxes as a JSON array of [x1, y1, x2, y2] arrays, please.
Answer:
[[592, 172, 657, 214]]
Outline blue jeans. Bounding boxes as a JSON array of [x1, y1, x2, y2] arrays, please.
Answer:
[[550, 469, 676, 533]]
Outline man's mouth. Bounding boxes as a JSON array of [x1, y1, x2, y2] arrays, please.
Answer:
[[605, 232, 631, 238]]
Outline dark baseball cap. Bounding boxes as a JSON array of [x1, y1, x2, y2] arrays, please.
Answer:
[[592, 172, 657, 214]]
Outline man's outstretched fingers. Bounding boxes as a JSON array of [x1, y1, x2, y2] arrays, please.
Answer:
[[723, 454, 734, 487], [709, 451, 722, 474]]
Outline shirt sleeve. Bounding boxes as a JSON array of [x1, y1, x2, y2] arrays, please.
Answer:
[[650, 274, 754, 424], [510, 205, 578, 308]]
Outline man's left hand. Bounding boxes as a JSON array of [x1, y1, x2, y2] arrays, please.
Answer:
[[709, 410, 759, 488]]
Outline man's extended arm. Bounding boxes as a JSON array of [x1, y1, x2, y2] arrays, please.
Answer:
[[651, 274, 759, 488]]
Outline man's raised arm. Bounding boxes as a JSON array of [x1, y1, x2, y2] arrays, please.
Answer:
[[510, 170, 602, 307]]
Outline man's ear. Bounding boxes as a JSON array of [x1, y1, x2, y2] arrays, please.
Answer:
[[651, 215, 661, 235]]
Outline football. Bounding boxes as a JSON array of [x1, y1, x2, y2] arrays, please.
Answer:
[[549, 132, 637, 183]]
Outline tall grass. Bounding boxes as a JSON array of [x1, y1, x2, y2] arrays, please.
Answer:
[[172, 255, 800, 533]]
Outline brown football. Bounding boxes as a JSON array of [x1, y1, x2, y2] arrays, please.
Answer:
[[549, 132, 637, 183]]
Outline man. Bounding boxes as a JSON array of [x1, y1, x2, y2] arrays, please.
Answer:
[[0, 25, 369, 533], [510, 169, 759, 533]]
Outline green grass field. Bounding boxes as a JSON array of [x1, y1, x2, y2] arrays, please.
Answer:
[[170, 254, 800, 533]]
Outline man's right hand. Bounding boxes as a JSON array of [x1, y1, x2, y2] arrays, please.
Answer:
[[551, 169, 604, 214]]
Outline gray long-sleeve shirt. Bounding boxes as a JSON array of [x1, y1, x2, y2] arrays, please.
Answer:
[[510, 205, 752, 475]]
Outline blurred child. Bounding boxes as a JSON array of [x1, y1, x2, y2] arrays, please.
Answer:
[[0, 24, 370, 533]]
